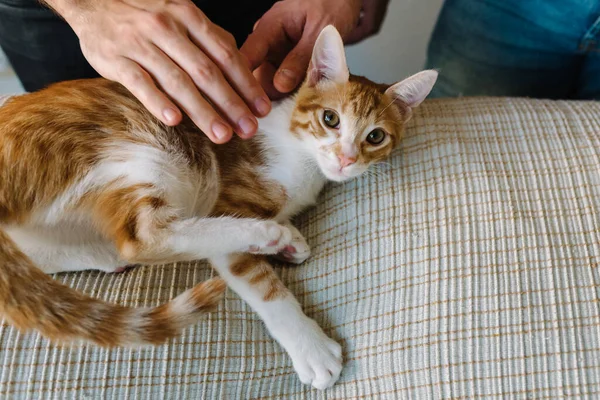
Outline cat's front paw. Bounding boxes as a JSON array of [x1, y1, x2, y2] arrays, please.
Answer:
[[273, 223, 311, 264], [273, 240, 311, 264], [286, 320, 343, 390], [247, 221, 293, 255], [110, 264, 139, 274]]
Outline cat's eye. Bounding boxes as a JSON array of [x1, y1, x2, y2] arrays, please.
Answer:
[[366, 129, 386, 145], [323, 109, 340, 128]]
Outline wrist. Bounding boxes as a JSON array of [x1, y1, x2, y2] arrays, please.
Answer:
[[41, 0, 96, 31]]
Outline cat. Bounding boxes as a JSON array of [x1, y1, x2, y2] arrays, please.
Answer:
[[0, 25, 437, 389]]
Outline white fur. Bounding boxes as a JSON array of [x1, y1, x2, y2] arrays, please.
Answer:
[[210, 255, 342, 390], [257, 98, 328, 219], [169, 289, 196, 317], [4, 224, 122, 273]]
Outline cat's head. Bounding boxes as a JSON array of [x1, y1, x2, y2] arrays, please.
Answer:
[[290, 25, 438, 182]]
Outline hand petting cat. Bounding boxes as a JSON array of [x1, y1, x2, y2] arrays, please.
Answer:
[[42, 0, 388, 144], [43, 0, 271, 144], [241, 0, 390, 99]]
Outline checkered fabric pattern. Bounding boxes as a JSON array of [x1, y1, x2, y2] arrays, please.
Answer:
[[1, 97, 600, 399]]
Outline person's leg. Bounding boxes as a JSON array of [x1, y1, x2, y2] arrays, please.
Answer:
[[426, 0, 591, 99], [577, 53, 600, 100], [0, 0, 98, 91], [0, 0, 276, 92], [574, 13, 600, 100]]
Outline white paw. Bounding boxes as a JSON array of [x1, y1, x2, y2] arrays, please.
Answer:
[[273, 236, 311, 264], [287, 320, 343, 390], [247, 221, 293, 255], [272, 223, 311, 264]]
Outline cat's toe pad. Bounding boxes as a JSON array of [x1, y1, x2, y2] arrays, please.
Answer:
[[247, 222, 293, 254], [274, 239, 311, 264], [111, 264, 138, 274]]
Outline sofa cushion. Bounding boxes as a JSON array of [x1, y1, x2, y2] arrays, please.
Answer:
[[1, 97, 599, 398]]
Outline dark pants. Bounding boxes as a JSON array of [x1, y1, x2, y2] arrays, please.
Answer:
[[0, 0, 276, 91]]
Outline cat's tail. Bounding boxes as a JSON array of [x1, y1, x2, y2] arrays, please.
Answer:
[[0, 229, 226, 347]]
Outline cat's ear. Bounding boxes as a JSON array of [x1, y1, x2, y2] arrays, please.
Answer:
[[307, 25, 349, 87], [385, 70, 439, 108]]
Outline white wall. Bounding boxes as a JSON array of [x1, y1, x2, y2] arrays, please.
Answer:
[[0, 48, 24, 94], [346, 0, 444, 84], [0, 1, 444, 94]]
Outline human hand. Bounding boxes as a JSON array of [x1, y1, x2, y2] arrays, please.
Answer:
[[48, 0, 271, 143], [345, 0, 391, 44], [241, 0, 362, 99]]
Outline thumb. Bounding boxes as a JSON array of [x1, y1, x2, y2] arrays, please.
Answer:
[[241, 17, 287, 71], [254, 62, 288, 100], [240, 29, 271, 71], [273, 33, 314, 93]]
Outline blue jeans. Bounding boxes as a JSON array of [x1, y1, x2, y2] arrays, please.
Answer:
[[426, 0, 600, 99]]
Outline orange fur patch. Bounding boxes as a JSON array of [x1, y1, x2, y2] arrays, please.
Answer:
[[230, 254, 288, 301], [211, 138, 288, 219]]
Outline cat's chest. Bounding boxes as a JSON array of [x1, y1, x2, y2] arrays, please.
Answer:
[[261, 153, 326, 220]]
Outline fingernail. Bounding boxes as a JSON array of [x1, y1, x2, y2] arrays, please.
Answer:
[[277, 69, 297, 91], [162, 108, 179, 124], [238, 116, 257, 137], [254, 97, 271, 116], [212, 121, 230, 141]]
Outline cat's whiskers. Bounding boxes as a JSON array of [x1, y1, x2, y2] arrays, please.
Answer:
[[374, 161, 393, 168], [364, 169, 383, 179]]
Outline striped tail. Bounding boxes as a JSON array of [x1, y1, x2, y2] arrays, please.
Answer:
[[0, 229, 225, 347]]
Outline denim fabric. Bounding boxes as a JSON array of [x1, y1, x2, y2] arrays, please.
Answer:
[[0, 0, 275, 91], [426, 0, 600, 99]]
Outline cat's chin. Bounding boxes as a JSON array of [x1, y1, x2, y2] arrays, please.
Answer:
[[320, 167, 353, 182]]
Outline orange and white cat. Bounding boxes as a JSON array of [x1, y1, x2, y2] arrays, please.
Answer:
[[0, 26, 437, 389]]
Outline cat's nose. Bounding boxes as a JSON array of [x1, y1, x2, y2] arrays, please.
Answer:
[[337, 154, 357, 168]]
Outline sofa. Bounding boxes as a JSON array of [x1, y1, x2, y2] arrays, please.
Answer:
[[1, 96, 599, 399]]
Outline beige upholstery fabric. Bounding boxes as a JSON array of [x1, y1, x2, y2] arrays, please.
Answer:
[[1, 97, 600, 398]]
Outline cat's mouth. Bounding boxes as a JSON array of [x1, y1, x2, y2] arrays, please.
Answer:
[[320, 165, 352, 182], [316, 153, 358, 182]]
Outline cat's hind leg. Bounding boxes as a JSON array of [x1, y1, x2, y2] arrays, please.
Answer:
[[83, 183, 294, 264], [4, 225, 127, 274], [210, 254, 342, 389]]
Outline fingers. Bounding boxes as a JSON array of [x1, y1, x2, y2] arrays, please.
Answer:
[[129, 44, 234, 143], [253, 62, 287, 100], [160, 7, 271, 138], [113, 59, 183, 126], [240, 15, 289, 71], [240, 26, 276, 72], [242, 8, 309, 94], [345, 0, 390, 44], [73, 0, 273, 143], [193, 23, 272, 118], [273, 32, 315, 93], [154, 32, 259, 138]]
